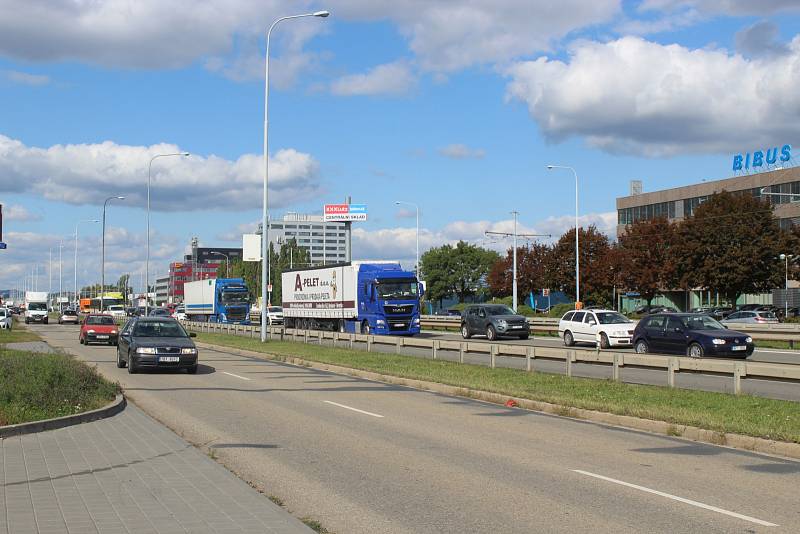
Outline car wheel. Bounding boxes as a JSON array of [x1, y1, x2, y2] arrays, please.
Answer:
[[486, 325, 497, 341], [461, 324, 471, 339], [187, 365, 198, 374], [563, 331, 574, 347], [688, 343, 704, 358], [79, 337, 84, 345], [600, 333, 610, 350], [127, 353, 137, 374], [635, 340, 649, 354], [116, 348, 126, 368], [361, 321, 370, 335]]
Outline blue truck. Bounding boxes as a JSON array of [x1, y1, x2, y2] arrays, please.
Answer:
[[281, 262, 422, 335], [183, 278, 251, 324]]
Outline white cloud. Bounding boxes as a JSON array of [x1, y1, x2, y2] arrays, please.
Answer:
[[639, 0, 800, 16], [0, 203, 41, 222], [0, 134, 322, 211], [3, 70, 50, 86], [438, 143, 486, 160], [505, 35, 800, 156], [330, 61, 416, 96]]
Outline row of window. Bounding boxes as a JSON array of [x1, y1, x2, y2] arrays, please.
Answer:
[[617, 201, 675, 225], [273, 224, 346, 230]]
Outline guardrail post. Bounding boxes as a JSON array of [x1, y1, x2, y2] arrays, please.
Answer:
[[566, 351, 573, 377], [612, 353, 620, 381], [396, 337, 403, 354], [317, 331, 322, 345], [459, 343, 465, 364], [526, 347, 534, 372], [349, 334, 354, 350], [490, 345, 497, 369], [367, 335, 373, 352], [733, 362, 745, 395], [668, 358, 678, 388], [432, 340, 440, 360], [304, 330, 309, 344]]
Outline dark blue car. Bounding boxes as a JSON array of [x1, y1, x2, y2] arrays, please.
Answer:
[[632, 313, 754, 358]]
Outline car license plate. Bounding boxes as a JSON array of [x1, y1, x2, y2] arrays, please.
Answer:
[[159, 356, 180, 362], [96, 335, 109, 339], [732, 345, 746, 351], [511, 325, 523, 329]]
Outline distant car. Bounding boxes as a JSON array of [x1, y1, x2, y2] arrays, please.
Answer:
[[721, 310, 779, 325], [116, 317, 198, 374], [266, 306, 283, 325], [633, 305, 675, 315], [632, 313, 753, 358], [709, 307, 735, 320], [148, 308, 171, 317], [737, 304, 762, 312], [125, 307, 139, 317], [0, 307, 12, 330], [79, 314, 120, 345], [172, 305, 186, 321], [460, 304, 530, 341], [58, 309, 80, 325], [688, 307, 714, 315], [559, 309, 635, 349], [106, 304, 127, 319]]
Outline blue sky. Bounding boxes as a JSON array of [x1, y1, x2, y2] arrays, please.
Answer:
[[2, 0, 800, 293]]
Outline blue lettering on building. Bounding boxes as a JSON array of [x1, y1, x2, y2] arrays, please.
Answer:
[[733, 144, 791, 171]]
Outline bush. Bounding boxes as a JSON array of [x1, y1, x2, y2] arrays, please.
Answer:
[[548, 303, 575, 318]]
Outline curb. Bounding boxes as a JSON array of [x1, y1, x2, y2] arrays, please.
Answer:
[[0, 394, 126, 439], [197, 341, 800, 461]]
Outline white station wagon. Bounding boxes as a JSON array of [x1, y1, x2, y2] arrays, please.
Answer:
[[558, 309, 635, 349]]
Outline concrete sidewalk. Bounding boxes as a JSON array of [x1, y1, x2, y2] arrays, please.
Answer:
[[0, 403, 312, 534]]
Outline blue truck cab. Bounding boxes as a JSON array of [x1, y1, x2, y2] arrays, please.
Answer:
[[184, 277, 251, 325], [355, 263, 422, 336]]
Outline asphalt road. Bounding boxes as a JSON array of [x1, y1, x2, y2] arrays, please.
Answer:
[[32, 323, 800, 534]]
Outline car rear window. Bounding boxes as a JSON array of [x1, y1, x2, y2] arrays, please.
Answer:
[[758, 312, 776, 318], [562, 312, 575, 321]]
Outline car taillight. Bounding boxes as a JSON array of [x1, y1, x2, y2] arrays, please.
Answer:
[[755, 317, 766, 323]]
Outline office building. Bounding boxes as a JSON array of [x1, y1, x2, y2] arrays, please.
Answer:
[[263, 213, 350, 266]]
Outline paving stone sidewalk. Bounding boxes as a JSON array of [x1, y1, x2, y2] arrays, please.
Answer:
[[0, 403, 312, 534]]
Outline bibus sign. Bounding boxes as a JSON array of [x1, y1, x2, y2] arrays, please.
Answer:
[[324, 204, 367, 222], [732, 144, 791, 172]]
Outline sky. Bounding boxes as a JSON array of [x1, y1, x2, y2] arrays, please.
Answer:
[[2, 0, 800, 294]]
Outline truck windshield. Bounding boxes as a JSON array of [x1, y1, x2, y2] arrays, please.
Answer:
[[28, 303, 47, 311], [221, 291, 249, 305], [376, 279, 418, 299]]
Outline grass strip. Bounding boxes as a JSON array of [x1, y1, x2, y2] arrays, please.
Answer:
[[0, 325, 42, 345], [0, 348, 119, 426], [196, 331, 800, 444]]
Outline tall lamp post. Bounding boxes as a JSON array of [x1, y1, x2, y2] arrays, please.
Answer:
[[211, 251, 230, 278], [261, 9, 330, 342], [101, 196, 125, 311], [74, 219, 99, 308], [395, 201, 420, 279], [146, 153, 189, 315], [779, 254, 794, 318], [547, 165, 581, 307]]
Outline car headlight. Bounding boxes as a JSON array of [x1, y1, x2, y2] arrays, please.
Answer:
[[414, 317, 420, 324], [136, 347, 157, 354], [376, 319, 385, 325], [87, 329, 95, 334], [746, 337, 753, 343], [712, 338, 726, 345], [181, 348, 197, 355], [111, 330, 118, 334]]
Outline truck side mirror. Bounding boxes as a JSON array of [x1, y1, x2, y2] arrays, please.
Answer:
[[370, 285, 376, 302], [418, 283, 425, 297]]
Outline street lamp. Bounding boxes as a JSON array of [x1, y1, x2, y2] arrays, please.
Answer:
[[395, 201, 420, 280], [547, 165, 580, 307], [211, 251, 230, 278], [779, 253, 794, 318], [101, 196, 125, 311], [146, 153, 189, 315], [261, 9, 330, 342], [74, 219, 99, 308]]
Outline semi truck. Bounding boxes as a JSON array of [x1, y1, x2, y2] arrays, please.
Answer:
[[281, 262, 422, 336], [24, 291, 49, 324], [183, 278, 251, 324]]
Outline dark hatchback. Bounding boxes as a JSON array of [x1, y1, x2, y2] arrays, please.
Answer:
[[117, 317, 199, 374], [632, 313, 754, 358]]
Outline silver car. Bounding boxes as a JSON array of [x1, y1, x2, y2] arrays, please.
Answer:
[[721, 310, 779, 325], [0, 307, 12, 330]]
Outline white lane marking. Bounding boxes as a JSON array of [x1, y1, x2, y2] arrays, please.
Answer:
[[323, 400, 384, 418], [222, 371, 251, 381], [572, 470, 777, 527]]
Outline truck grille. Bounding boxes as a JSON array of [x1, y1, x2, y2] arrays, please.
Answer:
[[227, 308, 247, 321]]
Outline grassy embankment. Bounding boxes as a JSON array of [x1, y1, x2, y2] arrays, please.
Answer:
[[195, 331, 800, 444]]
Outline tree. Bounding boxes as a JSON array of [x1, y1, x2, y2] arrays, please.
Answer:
[[547, 225, 613, 305], [616, 217, 678, 308], [674, 191, 787, 304], [420, 241, 500, 304], [488, 244, 552, 298]]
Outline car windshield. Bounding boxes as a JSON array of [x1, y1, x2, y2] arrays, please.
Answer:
[[64, 310, 77, 316], [268, 307, 282, 313], [133, 320, 187, 337], [86, 316, 115, 325], [28, 302, 46, 311], [376, 279, 418, 299], [596, 312, 632, 324], [221, 290, 249, 305], [486, 305, 516, 316], [682, 315, 725, 330]]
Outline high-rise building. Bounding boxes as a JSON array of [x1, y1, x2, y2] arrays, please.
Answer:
[[262, 213, 350, 266]]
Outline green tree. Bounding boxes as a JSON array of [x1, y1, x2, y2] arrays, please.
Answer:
[[674, 191, 787, 304], [617, 217, 678, 308], [420, 241, 500, 304]]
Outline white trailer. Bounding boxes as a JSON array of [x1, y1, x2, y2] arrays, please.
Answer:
[[281, 265, 358, 321]]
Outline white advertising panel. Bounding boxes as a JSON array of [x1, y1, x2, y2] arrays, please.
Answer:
[[242, 233, 262, 262], [281, 265, 358, 319], [324, 203, 367, 222]]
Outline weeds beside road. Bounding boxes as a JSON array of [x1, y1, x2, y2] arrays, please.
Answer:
[[196, 331, 800, 444], [0, 325, 42, 345]]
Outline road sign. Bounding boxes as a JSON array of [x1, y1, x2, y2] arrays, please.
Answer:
[[324, 203, 368, 221], [267, 284, 273, 292], [243, 234, 261, 261], [542, 288, 550, 297], [0, 243, 6, 250]]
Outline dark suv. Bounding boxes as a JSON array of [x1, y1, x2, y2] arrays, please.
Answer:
[[460, 304, 530, 341]]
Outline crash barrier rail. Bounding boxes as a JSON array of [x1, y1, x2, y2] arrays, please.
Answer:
[[420, 316, 800, 347], [183, 321, 800, 396]]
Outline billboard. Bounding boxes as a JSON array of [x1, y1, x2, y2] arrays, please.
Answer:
[[324, 203, 367, 221], [242, 234, 262, 262]]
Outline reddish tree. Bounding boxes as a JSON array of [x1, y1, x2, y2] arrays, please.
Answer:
[[616, 216, 678, 307], [547, 225, 613, 305]]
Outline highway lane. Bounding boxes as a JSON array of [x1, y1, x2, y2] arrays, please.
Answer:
[[419, 330, 800, 365], [33, 324, 800, 533]]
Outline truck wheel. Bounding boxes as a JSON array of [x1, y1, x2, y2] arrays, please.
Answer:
[[360, 321, 370, 335]]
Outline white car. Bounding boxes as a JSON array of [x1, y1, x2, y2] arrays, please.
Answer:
[[0, 307, 12, 330], [558, 309, 635, 349], [172, 305, 186, 321], [106, 305, 127, 319], [266, 306, 283, 325]]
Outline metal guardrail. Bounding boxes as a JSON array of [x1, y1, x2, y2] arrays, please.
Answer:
[[183, 320, 800, 396]]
